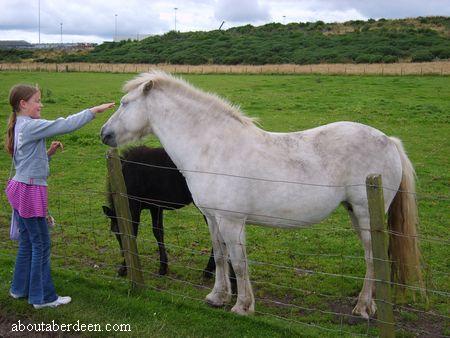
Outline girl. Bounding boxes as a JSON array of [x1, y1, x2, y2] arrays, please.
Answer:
[[5, 83, 114, 309]]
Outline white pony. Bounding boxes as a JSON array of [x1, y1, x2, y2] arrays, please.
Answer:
[[101, 71, 422, 318]]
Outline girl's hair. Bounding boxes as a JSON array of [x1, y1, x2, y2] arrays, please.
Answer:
[[5, 84, 40, 156]]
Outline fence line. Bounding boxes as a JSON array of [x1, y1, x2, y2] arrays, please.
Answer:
[[0, 225, 446, 336], [4, 214, 450, 279], [1, 167, 449, 243], [0, 151, 447, 336], [109, 228, 447, 297], [0, 179, 448, 245], [104, 155, 446, 337], [128, 227, 450, 277], [2, 245, 446, 336], [1, 61, 450, 75], [5, 150, 448, 201], [113, 156, 423, 195], [118, 193, 450, 244]]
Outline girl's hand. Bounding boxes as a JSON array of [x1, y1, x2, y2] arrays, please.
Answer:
[[47, 141, 64, 157], [90, 102, 115, 114]]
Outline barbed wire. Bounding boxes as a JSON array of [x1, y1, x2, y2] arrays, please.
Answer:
[[5, 152, 447, 200], [108, 192, 450, 244], [100, 211, 450, 278], [111, 155, 446, 198], [0, 149, 448, 337], [1, 201, 449, 278], [0, 236, 447, 335], [114, 241, 449, 298], [141, 263, 380, 333]]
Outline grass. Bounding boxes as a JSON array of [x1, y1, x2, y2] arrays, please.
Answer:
[[0, 71, 448, 337]]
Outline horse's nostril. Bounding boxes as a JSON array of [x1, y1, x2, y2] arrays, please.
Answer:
[[101, 132, 109, 142], [101, 131, 117, 147]]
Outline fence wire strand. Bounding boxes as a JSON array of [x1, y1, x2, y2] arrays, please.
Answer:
[[0, 148, 448, 337]]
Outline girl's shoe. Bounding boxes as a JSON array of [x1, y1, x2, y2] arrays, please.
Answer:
[[33, 296, 71, 309], [9, 290, 23, 299]]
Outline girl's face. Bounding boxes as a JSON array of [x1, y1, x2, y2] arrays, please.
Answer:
[[20, 91, 43, 118]]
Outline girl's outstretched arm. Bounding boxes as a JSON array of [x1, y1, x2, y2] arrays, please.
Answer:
[[90, 102, 115, 114], [23, 103, 115, 141]]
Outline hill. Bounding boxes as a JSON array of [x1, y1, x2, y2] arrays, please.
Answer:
[[2, 16, 450, 65]]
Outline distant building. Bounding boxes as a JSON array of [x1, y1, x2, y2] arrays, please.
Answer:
[[114, 34, 152, 42], [0, 41, 97, 50], [0, 40, 33, 49], [32, 43, 97, 50]]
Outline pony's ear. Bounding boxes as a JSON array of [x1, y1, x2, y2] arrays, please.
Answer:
[[143, 80, 153, 95]]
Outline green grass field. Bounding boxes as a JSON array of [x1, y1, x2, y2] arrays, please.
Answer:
[[0, 71, 448, 337]]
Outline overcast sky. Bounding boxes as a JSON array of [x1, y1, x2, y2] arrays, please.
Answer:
[[1, 0, 449, 44]]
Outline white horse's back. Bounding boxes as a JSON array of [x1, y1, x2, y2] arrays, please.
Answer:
[[190, 121, 401, 228]]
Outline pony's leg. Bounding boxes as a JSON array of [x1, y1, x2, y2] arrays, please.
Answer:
[[150, 207, 168, 275], [118, 204, 141, 277], [205, 216, 231, 307], [217, 217, 254, 315], [348, 205, 377, 319], [203, 248, 216, 279], [115, 232, 128, 277], [202, 214, 216, 278], [203, 248, 238, 295]]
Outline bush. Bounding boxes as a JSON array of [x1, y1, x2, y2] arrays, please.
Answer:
[[382, 55, 398, 63], [431, 47, 450, 59], [6, 17, 449, 65], [412, 51, 434, 62], [355, 54, 384, 63]]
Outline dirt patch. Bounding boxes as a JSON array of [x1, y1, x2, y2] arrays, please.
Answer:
[[252, 287, 447, 337], [329, 300, 447, 337]]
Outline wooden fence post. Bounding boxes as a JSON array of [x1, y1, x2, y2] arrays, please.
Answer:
[[107, 148, 145, 290], [366, 174, 395, 338]]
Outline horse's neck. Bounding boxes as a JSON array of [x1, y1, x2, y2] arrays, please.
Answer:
[[149, 94, 246, 171]]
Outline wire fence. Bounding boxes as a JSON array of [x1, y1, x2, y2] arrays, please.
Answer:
[[1, 61, 450, 76], [0, 151, 448, 337]]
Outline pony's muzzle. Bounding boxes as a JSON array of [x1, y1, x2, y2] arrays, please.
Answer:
[[100, 127, 117, 147]]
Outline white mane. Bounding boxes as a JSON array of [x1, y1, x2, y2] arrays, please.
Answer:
[[123, 71, 257, 127]]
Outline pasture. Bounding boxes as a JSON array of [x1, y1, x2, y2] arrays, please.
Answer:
[[0, 71, 448, 336]]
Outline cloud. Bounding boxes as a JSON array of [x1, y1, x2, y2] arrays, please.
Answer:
[[301, 0, 450, 19], [0, 0, 170, 41], [214, 0, 270, 23], [1, 0, 449, 43]]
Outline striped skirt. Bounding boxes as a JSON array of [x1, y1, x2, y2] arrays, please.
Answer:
[[5, 179, 48, 218]]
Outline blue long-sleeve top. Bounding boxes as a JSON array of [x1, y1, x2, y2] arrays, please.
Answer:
[[11, 109, 95, 186]]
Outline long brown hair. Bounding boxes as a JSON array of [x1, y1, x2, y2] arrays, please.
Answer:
[[5, 84, 39, 156]]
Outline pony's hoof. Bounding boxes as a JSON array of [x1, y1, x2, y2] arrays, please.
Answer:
[[352, 300, 377, 319], [117, 266, 127, 277], [205, 291, 230, 307], [231, 304, 254, 316]]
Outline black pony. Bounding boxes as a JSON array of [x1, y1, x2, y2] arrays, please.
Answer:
[[103, 145, 217, 277]]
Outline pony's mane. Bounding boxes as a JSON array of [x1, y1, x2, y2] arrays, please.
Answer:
[[123, 71, 257, 127]]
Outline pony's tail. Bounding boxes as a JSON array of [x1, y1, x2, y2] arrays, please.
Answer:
[[387, 137, 423, 294]]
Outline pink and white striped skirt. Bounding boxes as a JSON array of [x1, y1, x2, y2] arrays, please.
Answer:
[[5, 179, 48, 218]]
